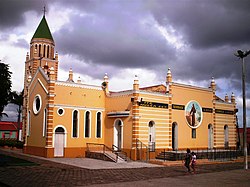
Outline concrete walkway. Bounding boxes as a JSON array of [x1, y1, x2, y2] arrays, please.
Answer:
[[49, 157, 162, 169], [0, 148, 249, 187]]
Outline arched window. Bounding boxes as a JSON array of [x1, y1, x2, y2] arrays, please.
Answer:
[[43, 45, 46, 57], [85, 111, 91, 138], [38, 44, 41, 57], [27, 111, 31, 136], [47, 46, 50, 58], [208, 124, 213, 149], [72, 110, 78, 138], [43, 108, 47, 137], [224, 125, 229, 149], [172, 122, 178, 150], [96, 112, 101, 138], [148, 121, 155, 152]]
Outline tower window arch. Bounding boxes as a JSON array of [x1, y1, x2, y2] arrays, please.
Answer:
[[38, 44, 41, 57], [47, 45, 50, 58], [43, 45, 46, 57]]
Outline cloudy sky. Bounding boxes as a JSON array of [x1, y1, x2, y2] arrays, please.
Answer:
[[0, 0, 249, 127]]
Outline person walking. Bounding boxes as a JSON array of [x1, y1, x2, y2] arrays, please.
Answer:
[[191, 152, 197, 174], [184, 148, 192, 172]]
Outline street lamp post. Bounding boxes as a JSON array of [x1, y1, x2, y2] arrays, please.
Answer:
[[235, 50, 250, 170]]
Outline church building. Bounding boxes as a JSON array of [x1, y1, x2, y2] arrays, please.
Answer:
[[22, 15, 237, 160]]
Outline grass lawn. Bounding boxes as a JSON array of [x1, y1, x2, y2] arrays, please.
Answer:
[[0, 154, 39, 167]]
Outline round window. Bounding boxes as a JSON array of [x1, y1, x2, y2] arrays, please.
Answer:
[[57, 108, 64, 116], [33, 95, 42, 114]]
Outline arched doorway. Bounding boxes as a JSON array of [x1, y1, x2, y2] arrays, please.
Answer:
[[172, 122, 178, 150], [113, 119, 123, 150], [208, 124, 213, 149], [54, 126, 65, 157], [224, 125, 229, 149], [148, 121, 155, 151]]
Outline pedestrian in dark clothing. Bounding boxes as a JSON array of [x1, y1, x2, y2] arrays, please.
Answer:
[[184, 148, 192, 172]]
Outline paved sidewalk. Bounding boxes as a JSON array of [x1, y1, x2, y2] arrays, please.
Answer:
[[0, 148, 249, 186], [88, 169, 250, 187]]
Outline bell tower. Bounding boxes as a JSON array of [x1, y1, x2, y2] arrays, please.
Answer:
[[24, 11, 59, 86], [22, 10, 59, 143]]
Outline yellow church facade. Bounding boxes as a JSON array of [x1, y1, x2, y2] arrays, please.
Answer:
[[22, 15, 237, 160]]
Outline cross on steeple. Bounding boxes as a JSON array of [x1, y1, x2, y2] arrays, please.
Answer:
[[43, 6, 46, 16]]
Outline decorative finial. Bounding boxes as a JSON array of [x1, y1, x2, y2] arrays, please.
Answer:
[[134, 75, 138, 81], [43, 6, 46, 17]]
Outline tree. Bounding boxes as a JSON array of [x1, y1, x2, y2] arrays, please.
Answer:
[[0, 62, 12, 120], [10, 90, 23, 140]]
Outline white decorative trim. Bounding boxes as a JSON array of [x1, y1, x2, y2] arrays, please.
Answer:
[[37, 78, 48, 94], [172, 82, 212, 92], [138, 90, 171, 97], [53, 104, 105, 111], [56, 81, 102, 90], [140, 96, 171, 102], [109, 90, 134, 97], [132, 116, 141, 119], [214, 101, 235, 106]]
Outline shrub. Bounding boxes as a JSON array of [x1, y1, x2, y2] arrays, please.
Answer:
[[0, 139, 24, 148], [15, 141, 24, 149]]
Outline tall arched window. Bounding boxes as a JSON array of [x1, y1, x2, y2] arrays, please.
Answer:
[[72, 110, 78, 138], [38, 44, 41, 57], [43, 109, 47, 137], [148, 121, 156, 152], [208, 124, 213, 149], [43, 45, 46, 57], [27, 111, 31, 136], [47, 46, 50, 58], [85, 111, 91, 138], [96, 112, 101, 138], [172, 122, 178, 150], [224, 125, 229, 149]]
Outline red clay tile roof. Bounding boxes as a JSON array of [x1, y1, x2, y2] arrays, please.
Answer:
[[0, 121, 22, 131]]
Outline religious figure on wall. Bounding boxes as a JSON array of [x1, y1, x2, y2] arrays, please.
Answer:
[[185, 101, 202, 128]]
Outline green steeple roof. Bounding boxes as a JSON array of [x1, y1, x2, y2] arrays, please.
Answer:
[[32, 16, 54, 41]]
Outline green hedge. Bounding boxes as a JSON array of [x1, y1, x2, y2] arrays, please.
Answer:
[[0, 139, 24, 148]]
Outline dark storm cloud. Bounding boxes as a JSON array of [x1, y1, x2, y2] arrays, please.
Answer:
[[0, 0, 44, 30], [1, 0, 250, 126], [148, 0, 250, 49], [54, 2, 176, 74]]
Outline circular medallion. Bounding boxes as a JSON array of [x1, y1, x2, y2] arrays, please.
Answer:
[[185, 100, 202, 128]]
